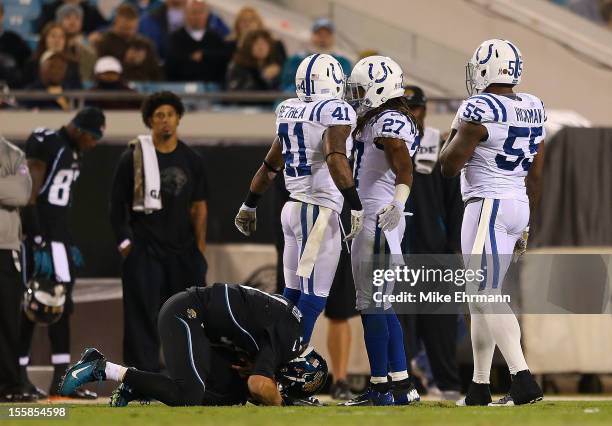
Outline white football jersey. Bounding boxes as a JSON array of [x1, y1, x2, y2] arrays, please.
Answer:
[[457, 92, 546, 202], [275, 97, 357, 213], [352, 110, 419, 213]]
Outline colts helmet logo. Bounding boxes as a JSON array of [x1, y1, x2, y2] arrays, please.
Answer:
[[329, 63, 343, 84], [476, 43, 494, 64], [368, 62, 391, 83]]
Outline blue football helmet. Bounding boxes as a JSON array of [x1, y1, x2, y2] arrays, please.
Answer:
[[277, 346, 328, 398]]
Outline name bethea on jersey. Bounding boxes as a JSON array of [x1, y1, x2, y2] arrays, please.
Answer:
[[514, 107, 544, 124], [278, 104, 306, 120]]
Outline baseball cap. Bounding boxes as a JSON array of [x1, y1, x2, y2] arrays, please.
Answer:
[[94, 56, 123, 75], [403, 85, 427, 106], [312, 17, 334, 33], [56, 3, 83, 22], [71, 107, 106, 140]]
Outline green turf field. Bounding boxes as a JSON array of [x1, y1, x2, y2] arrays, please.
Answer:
[[2, 401, 612, 426]]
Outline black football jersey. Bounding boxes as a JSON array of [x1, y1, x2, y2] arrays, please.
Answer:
[[189, 284, 305, 379], [25, 127, 81, 241]]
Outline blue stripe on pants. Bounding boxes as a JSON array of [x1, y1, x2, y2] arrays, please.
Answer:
[[300, 203, 308, 292], [490, 199, 500, 289]]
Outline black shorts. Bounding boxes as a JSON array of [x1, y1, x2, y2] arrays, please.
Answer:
[[324, 248, 358, 320], [157, 291, 249, 406]]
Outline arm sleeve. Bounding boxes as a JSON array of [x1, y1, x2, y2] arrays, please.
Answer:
[[109, 149, 135, 245], [0, 150, 32, 207], [191, 153, 208, 202]]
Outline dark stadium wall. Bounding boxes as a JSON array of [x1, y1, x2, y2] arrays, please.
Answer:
[[17, 141, 276, 277]]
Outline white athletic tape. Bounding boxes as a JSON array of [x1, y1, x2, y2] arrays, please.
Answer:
[[384, 227, 405, 267], [470, 198, 493, 258], [297, 206, 332, 278], [51, 241, 71, 283]]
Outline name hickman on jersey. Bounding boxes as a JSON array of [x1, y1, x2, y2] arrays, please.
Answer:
[[514, 107, 544, 124], [277, 104, 307, 120]]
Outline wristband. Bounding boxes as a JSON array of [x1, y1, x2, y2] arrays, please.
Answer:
[[393, 184, 411, 205], [244, 191, 262, 208], [340, 186, 362, 211], [325, 152, 347, 162]]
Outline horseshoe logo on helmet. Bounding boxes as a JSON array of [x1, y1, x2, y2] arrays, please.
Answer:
[[368, 62, 388, 83], [329, 63, 343, 84], [477, 44, 494, 64]]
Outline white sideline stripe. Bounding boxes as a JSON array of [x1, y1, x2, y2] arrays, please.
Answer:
[[176, 316, 206, 393], [224, 284, 259, 351]]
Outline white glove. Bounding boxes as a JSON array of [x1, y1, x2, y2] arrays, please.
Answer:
[[343, 209, 364, 241], [512, 227, 529, 262], [377, 200, 404, 231], [235, 204, 257, 236]]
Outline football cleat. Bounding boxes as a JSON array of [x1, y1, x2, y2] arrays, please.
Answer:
[[50, 389, 98, 400], [330, 380, 355, 401], [58, 348, 106, 396], [489, 370, 543, 406], [339, 386, 394, 406], [110, 383, 150, 407], [392, 380, 421, 405], [456, 382, 492, 406], [488, 393, 514, 406]]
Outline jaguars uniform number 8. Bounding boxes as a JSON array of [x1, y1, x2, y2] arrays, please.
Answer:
[[48, 169, 79, 206]]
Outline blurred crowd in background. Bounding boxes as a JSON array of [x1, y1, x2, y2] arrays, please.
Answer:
[[0, 0, 353, 110]]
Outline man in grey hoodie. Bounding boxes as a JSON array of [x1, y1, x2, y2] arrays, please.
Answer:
[[0, 136, 32, 402]]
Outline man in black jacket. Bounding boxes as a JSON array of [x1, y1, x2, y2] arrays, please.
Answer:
[[164, 0, 230, 83], [399, 86, 463, 399]]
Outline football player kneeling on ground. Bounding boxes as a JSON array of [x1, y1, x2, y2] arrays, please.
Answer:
[[58, 284, 328, 406]]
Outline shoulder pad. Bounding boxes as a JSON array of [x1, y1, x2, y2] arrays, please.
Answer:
[[460, 94, 508, 123], [314, 99, 356, 126], [30, 128, 56, 143], [371, 110, 417, 143]]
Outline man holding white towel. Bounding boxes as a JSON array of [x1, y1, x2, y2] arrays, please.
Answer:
[[110, 91, 208, 373]]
